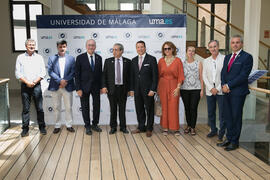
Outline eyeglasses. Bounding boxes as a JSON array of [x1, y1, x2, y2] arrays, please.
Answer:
[[164, 47, 172, 51]]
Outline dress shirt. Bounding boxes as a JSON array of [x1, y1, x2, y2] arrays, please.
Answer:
[[138, 53, 146, 68], [212, 59, 217, 84], [115, 57, 123, 85], [15, 52, 46, 82], [228, 49, 242, 65], [87, 52, 95, 66], [58, 56, 66, 78]]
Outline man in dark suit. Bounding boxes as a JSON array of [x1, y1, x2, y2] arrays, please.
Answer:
[[130, 41, 158, 137], [48, 40, 75, 134], [102, 43, 131, 134], [75, 39, 103, 135], [217, 35, 253, 151]]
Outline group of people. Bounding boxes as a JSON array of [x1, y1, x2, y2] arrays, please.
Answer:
[[15, 34, 253, 151]]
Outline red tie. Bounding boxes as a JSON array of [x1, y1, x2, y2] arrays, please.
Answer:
[[227, 53, 237, 72]]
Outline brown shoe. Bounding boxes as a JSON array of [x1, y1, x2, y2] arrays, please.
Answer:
[[131, 129, 141, 134], [146, 131, 152, 137], [184, 127, 191, 134], [191, 128, 196, 136]]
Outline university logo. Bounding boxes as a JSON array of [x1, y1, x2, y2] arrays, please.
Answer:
[[47, 78, 51, 83], [156, 32, 165, 39], [58, 33, 67, 39], [73, 35, 85, 39], [176, 48, 179, 53], [78, 107, 82, 112], [171, 35, 183, 39], [43, 48, 51, 56], [40, 35, 52, 40], [138, 35, 150, 39], [124, 32, 132, 39], [91, 32, 99, 39], [47, 107, 53, 112], [75, 48, 83, 55], [108, 48, 113, 54]]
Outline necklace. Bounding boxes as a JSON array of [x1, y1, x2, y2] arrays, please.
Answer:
[[165, 56, 175, 66]]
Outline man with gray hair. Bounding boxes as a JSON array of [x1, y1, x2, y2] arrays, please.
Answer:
[[102, 43, 132, 134], [203, 40, 225, 141], [15, 39, 47, 137]]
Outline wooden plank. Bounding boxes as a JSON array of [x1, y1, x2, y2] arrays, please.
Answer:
[[100, 125, 114, 180], [77, 128, 92, 180], [39, 128, 68, 180], [130, 126, 164, 180], [3, 127, 53, 180], [0, 127, 39, 177], [65, 126, 84, 180], [89, 129, 101, 180], [154, 127, 201, 180], [180, 129, 239, 180], [108, 127, 127, 180], [53, 126, 78, 179], [17, 126, 58, 179], [124, 128, 151, 180], [116, 129, 139, 180], [150, 133, 189, 179], [140, 133, 176, 180]]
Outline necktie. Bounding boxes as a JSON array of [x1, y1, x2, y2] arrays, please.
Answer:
[[90, 55, 94, 71], [139, 56, 143, 70], [227, 53, 237, 72], [116, 59, 121, 84]]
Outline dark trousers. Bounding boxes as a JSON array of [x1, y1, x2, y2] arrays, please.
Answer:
[[108, 85, 127, 130], [224, 93, 246, 145], [180, 89, 201, 128], [80, 89, 100, 128], [134, 87, 154, 132], [206, 95, 226, 138], [21, 83, 45, 130]]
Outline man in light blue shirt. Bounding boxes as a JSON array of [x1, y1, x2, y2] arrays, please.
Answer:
[[15, 39, 46, 137]]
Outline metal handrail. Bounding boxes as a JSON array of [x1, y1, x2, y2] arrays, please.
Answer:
[[249, 86, 270, 94]]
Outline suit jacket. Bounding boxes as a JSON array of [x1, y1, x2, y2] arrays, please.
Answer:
[[48, 54, 75, 92], [75, 52, 103, 93], [221, 50, 253, 96], [203, 53, 225, 96], [102, 57, 131, 95], [130, 53, 158, 96]]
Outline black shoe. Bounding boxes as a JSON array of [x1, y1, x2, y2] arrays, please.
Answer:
[[21, 129, 29, 137], [92, 125, 102, 132], [207, 131, 217, 138], [53, 128, 61, 134], [86, 128, 92, 135], [120, 128, 129, 134], [109, 128, 117, 134], [40, 128, 47, 135], [217, 140, 230, 147], [67, 127, 75, 132], [225, 144, 239, 151]]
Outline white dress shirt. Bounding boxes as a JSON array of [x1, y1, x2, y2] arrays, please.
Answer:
[[228, 49, 242, 65], [15, 52, 46, 82], [115, 57, 123, 85], [58, 56, 66, 78], [87, 52, 95, 66], [203, 53, 225, 96]]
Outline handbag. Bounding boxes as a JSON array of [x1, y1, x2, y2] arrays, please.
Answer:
[[154, 94, 162, 117]]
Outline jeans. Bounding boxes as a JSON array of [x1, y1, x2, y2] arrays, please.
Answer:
[[21, 83, 45, 130], [206, 95, 225, 138]]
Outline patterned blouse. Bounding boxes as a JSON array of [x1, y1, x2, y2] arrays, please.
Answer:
[[181, 60, 201, 90]]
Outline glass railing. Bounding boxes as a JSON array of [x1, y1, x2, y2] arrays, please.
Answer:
[[0, 79, 10, 134], [240, 88, 270, 164]]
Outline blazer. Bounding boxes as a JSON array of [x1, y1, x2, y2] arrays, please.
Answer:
[[102, 57, 131, 95], [221, 50, 253, 96], [48, 54, 75, 92], [130, 53, 158, 96], [203, 53, 225, 96], [75, 52, 103, 93]]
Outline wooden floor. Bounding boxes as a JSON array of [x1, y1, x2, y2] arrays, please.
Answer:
[[0, 125, 270, 180]]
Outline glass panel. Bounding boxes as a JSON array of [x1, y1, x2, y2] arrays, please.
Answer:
[[29, 4, 42, 21], [120, 3, 134, 10], [14, 27, 27, 50], [0, 82, 10, 134], [13, 4, 26, 20], [198, 4, 211, 47], [214, 4, 227, 49], [13, 4, 27, 51]]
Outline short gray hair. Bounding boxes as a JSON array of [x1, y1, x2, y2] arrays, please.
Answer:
[[231, 34, 243, 43], [208, 40, 219, 47], [25, 39, 36, 46], [114, 43, 124, 51], [86, 39, 96, 46]]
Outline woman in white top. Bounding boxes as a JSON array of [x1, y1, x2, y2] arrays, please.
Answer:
[[180, 46, 204, 135]]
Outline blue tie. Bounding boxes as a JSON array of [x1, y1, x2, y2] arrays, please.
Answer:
[[90, 55, 94, 71]]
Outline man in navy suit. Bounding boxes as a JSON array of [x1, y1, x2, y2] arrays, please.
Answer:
[[48, 40, 76, 134], [217, 35, 253, 151], [75, 39, 103, 135], [130, 41, 158, 137]]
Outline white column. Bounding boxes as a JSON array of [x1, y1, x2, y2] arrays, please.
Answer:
[[150, 0, 162, 14], [50, 0, 64, 15], [243, 0, 261, 120]]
